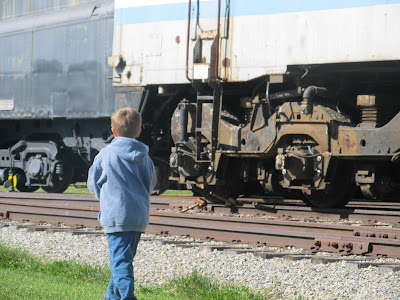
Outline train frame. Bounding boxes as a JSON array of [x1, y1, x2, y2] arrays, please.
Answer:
[[1, 0, 400, 208]]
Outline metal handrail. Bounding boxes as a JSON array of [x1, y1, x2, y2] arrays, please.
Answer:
[[185, 0, 192, 81], [186, 0, 222, 82]]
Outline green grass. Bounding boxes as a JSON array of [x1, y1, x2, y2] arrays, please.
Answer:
[[0, 243, 110, 300], [157, 189, 193, 197], [0, 183, 92, 194], [0, 268, 107, 300], [0, 243, 272, 300], [63, 183, 94, 194], [149, 270, 272, 300], [0, 181, 193, 197]]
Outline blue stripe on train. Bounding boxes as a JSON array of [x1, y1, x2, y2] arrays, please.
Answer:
[[115, 0, 400, 25]]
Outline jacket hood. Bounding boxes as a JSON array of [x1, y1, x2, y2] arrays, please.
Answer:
[[108, 137, 149, 164]]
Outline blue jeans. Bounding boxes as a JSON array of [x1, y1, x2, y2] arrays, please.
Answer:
[[105, 231, 142, 300]]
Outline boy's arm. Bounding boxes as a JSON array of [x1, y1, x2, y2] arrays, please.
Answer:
[[87, 156, 104, 200]]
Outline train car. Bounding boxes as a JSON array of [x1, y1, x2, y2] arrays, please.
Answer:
[[110, 0, 400, 208], [0, 0, 159, 192]]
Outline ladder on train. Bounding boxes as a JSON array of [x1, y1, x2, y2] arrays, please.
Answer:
[[195, 85, 222, 163]]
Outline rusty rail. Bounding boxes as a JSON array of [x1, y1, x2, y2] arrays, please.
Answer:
[[1, 192, 400, 258], [156, 196, 400, 225]]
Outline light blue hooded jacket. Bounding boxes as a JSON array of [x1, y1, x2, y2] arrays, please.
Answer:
[[87, 137, 156, 234]]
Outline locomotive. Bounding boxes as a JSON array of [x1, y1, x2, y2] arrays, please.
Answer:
[[2, 1, 400, 208]]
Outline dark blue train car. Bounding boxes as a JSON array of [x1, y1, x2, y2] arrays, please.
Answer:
[[0, 0, 147, 192]]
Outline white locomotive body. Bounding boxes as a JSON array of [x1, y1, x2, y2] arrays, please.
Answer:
[[111, 0, 400, 84]]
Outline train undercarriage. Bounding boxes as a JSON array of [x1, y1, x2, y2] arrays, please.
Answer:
[[160, 63, 400, 208], [0, 119, 112, 193], [2, 63, 400, 209], [3, 0, 400, 209]]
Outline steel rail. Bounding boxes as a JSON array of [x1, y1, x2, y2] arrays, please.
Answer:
[[147, 216, 400, 258], [2, 192, 400, 225], [148, 212, 400, 257], [220, 202, 400, 225], [154, 196, 400, 225], [1, 192, 400, 258]]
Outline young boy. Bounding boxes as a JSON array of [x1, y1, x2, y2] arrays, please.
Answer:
[[87, 107, 156, 300]]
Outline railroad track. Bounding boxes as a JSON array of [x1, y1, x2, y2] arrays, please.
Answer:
[[158, 197, 400, 225], [1, 192, 400, 258]]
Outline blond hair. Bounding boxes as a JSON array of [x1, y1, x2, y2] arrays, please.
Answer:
[[111, 108, 142, 138]]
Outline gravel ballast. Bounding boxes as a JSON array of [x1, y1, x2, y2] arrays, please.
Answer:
[[1, 223, 399, 299]]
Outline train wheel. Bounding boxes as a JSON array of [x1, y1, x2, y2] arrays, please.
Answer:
[[17, 185, 40, 193], [205, 186, 242, 204], [204, 159, 245, 204], [301, 187, 353, 208], [301, 161, 354, 208], [151, 164, 170, 195], [16, 172, 40, 192], [42, 167, 74, 193]]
